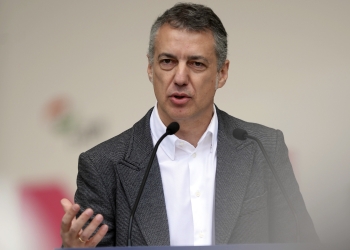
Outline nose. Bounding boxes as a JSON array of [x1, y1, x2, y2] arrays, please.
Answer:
[[173, 62, 188, 86]]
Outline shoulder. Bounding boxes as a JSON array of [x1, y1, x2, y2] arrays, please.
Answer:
[[217, 107, 281, 142], [216, 108, 287, 159], [81, 108, 153, 164]]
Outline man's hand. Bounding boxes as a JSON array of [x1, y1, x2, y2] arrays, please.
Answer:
[[60, 198, 108, 248]]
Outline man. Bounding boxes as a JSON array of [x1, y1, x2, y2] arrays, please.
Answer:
[[60, 3, 318, 248]]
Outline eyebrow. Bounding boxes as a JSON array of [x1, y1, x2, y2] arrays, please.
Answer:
[[158, 53, 176, 59], [188, 55, 209, 64], [158, 53, 209, 64]]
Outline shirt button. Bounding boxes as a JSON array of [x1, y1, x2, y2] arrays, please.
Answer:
[[196, 191, 201, 197], [192, 153, 196, 158]]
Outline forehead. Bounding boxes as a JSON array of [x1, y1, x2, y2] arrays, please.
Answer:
[[154, 24, 216, 58]]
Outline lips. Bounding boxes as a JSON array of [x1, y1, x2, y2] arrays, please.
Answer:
[[169, 92, 191, 105]]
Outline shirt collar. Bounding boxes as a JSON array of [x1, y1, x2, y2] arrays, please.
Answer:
[[150, 103, 218, 160]]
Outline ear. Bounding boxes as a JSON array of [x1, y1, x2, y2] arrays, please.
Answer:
[[216, 60, 230, 89], [147, 54, 153, 83]]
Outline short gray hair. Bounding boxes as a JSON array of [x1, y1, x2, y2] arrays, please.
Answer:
[[148, 3, 228, 70]]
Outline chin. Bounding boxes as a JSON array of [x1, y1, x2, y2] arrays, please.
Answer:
[[169, 112, 192, 122], [160, 105, 193, 122]]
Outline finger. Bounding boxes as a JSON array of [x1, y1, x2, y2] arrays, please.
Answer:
[[61, 199, 79, 226], [79, 214, 104, 241], [61, 198, 73, 213], [61, 203, 80, 233], [68, 208, 94, 237], [86, 224, 109, 247]]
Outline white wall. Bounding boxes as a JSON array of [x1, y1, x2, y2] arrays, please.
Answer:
[[1, 0, 349, 248]]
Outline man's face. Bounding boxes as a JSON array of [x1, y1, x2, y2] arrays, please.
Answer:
[[147, 24, 229, 126]]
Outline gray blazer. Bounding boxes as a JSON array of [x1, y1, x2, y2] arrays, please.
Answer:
[[75, 107, 318, 246]]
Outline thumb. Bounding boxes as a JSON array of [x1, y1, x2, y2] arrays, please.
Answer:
[[61, 198, 73, 213]]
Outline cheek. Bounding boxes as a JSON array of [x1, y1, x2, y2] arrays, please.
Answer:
[[152, 82, 161, 95], [152, 79, 167, 101], [154, 71, 172, 91], [198, 76, 216, 94]]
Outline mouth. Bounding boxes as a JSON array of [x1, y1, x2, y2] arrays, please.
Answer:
[[173, 95, 186, 100], [169, 93, 191, 105], [170, 93, 190, 99]]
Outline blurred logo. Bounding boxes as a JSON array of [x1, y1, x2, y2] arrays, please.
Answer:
[[43, 95, 106, 146]]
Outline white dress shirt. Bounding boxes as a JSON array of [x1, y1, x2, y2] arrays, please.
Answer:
[[150, 104, 218, 246]]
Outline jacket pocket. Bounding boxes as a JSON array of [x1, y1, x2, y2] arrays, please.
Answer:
[[239, 191, 267, 217]]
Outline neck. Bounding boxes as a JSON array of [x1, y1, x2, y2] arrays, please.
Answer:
[[174, 111, 214, 147], [156, 103, 215, 147]]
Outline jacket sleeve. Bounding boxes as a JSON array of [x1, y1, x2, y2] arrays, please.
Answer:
[[74, 152, 116, 246], [268, 130, 319, 242]]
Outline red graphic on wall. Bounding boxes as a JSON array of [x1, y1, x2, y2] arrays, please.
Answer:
[[20, 183, 72, 250]]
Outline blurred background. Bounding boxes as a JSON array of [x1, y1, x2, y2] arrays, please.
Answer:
[[0, 0, 349, 249]]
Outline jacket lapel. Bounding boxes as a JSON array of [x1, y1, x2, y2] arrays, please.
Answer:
[[115, 107, 255, 245], [116, 109, 170, 246], [215, 109, 255, 244]]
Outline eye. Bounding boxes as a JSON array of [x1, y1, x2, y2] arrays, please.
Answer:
[[159, 59, 176, 70], [189, 61, 206, 71], [162, 59, 172, 64]]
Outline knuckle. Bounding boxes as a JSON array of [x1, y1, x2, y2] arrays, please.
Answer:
[[87, 240, 97, 247], [61, 219, 68, 228], [79, 231, 89, 239], [88, 237, 100, 247], [91, 218, 103, 226], [78, 211, 91, 222], [68, 225, 81, 236]]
